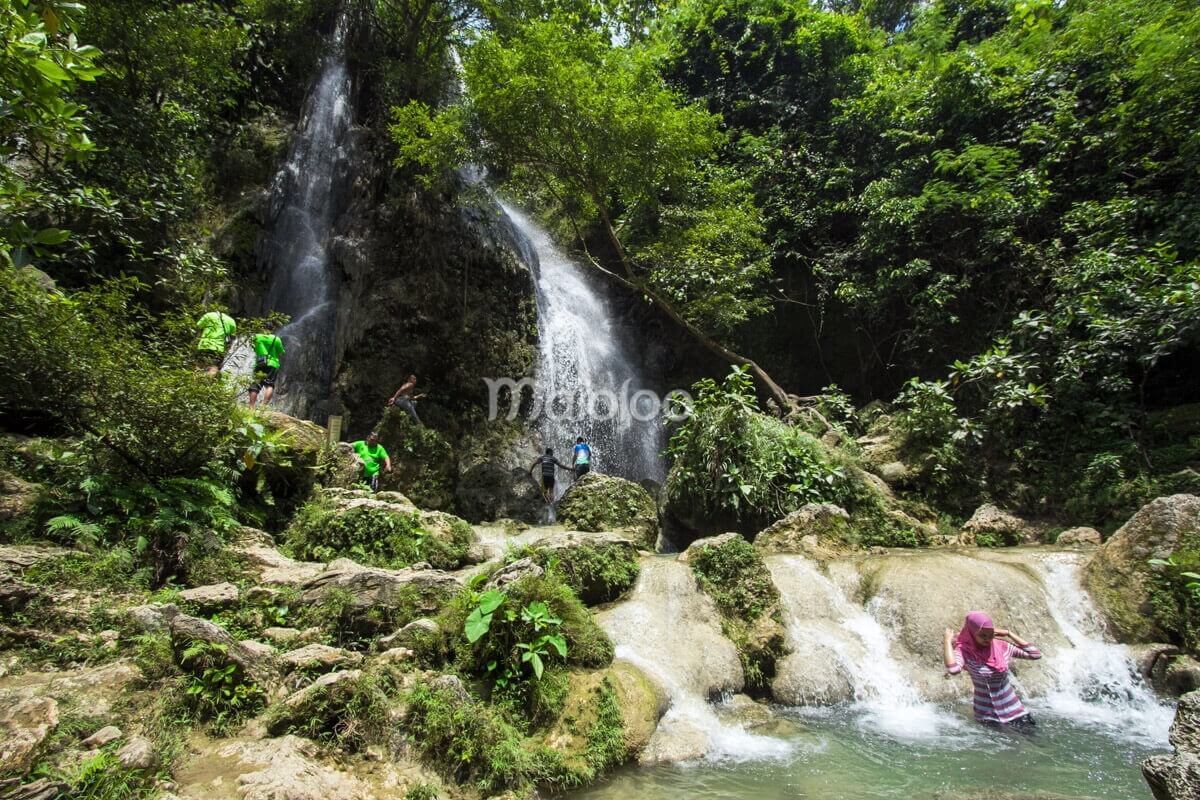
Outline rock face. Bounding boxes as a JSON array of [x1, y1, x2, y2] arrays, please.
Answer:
[[1143, 690, 1200, 800], [455, 462, 544, 525], [0, 697, 57, 776], [556, 473, 660, 550], [1085, 494, 1200, 642], [178, 583, 240, 610], [527, 530, 640, 605], [168, 613, 278, 685], [300, 559, 462, 626], [0, 471, 39, 522], [174, 735, 374, 800], [755, 504, 853, 555]]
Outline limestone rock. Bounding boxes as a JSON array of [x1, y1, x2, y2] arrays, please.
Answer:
[[173, 735, 373, 800], [280, 670, 363, 712], [116, 736, 157, 771], [262, 627, 303, 645], [1085, 494, 1200, 642], [300, 560, 462, 619], [0, 778, 69, 800], [178, 582, 240, 610], [1057, 527, 1102, 547], [1143, 689, 1200, 800], [483, 557, 543, 591], [281, 644, 363, 671], [376, 648, 415, 665], [0, 573, 38, 612], [543, 663, 667, 767], [80, 726, 122, 748], [236, 527, 275, 548], [0, 472, 39, 522], [527, 530, 640, 604], [126, 603, 181, 633], [556, 473, 660, 550], [239, 640, 276, 660], [0, 697, 57, 776], [677, 532, 742, 565], [169, 613, 277, 684], [0, 545, 71, 572], [237, 545, 324, 586], [962, 503, 1038, 545], [755, 504, 853, 555]]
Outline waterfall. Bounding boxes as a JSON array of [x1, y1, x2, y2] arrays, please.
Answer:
[[596, 558, 792, 762], [256, 12, 357, 421], [499, 204, 665, 485], [767, 555, 967, 742], [1036, 552, 1175, 745]]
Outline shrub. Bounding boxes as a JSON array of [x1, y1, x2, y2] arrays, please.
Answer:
[[265, 666, 402, 749], [178, 640, 266, 734], [1149, 552, 1200, 654]]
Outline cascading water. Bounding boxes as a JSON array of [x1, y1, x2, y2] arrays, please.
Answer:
[[1036, 552, 1175, 745], [256, 12, 357, 421], [499, 204, 665, 485], [596, 558, 792, 763]]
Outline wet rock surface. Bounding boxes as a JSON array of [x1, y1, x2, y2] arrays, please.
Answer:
[[1143, 689, 1200, 800]]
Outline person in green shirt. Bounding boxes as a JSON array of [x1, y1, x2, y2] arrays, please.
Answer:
[[249, 332, 285, 410], [196, 309, 237, 378], [351, 431, 392, 492]]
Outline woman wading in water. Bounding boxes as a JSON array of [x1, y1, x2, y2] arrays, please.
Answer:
[[944, 611, 1042, 727]]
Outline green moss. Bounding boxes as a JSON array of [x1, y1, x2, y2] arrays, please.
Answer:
[[557, 474, 659, 547], [265, 665, 403, 748], [511, 543, 640, 606], [283, 492, 472, 570], [688, 536, 778, 622]]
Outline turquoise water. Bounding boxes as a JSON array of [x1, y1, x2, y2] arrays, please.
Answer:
[[573, 704, 1165, 800]]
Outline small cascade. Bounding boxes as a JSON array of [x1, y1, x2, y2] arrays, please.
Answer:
[[499, 204, 665, 486], [1036, 552, 1174, 745], [597, 558, 791, 762], [768, 555, 964, 741], [256, 11, 358, 421]]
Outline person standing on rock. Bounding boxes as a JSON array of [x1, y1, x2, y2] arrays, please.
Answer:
[[572, 436, 592, 479], [195, 308, 237, 378], [386, 373, 425, 426], [248, 331, 285, 410], [530, 447, 570, 504], [351, 431, 392, 492], [944, 611, 1042, 727]]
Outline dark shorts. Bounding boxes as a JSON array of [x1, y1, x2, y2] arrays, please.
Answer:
[[367, 473, 380, 493], [198, 349, 223, 368], [251, 365, 279, 391], [575, 463, 590, 477], [542, 475, 555, 491]]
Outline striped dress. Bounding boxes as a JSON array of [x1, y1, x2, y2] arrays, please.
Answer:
[[947, 640, 1042, 723]]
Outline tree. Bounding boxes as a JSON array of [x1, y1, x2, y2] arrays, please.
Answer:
[[459, 17, 792, 410]]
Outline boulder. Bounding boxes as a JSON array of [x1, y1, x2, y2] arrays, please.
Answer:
[[483, 557, 544, 591], [677, 532, 742, 565], [262, 627, 303, 645], [556, 473, 660, 550], [1085, 494, 1200, 642], [526, 530, 640, 605], [279, 670, 363, 713], [177, 582, 240, 610], [755, 504, 854, 556], [0, 573, 38, 612], [0, 545, 71, 572], [1143, 689, 1200, 800], [0, 472, 39, 523], [0, 697, 57, 777], [962, 503, 1039, 545], [239, 640, 276, 661], [300, 559, 462, 621], [115, 736, 157, 771], [543, 663, 666, 767], [80, 726, 122, 748], [281, 645, 363, 672], [126, 603, 181, 633], [376, 648, 415, 666], [1057, 527, 1102, 547], [0, 778, 69, 800], [235, 545, 324, 587], [168, 613, 278, 685], [455, 463, 544, 525]]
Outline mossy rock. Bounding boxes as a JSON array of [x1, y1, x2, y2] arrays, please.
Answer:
[[755, 503, 855, 556], [282, 489, 474, 571], [557, 473, 659, 549], [372, 408, 457, 511], [520, 531, 641, 605]]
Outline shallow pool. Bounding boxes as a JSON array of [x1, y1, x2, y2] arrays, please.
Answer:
[[572, 702, 1167, 800]]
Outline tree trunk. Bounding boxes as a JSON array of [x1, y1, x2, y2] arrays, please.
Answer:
[[591, 209, 796, 415]]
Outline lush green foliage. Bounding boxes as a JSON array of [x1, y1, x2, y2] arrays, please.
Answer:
[[265, 665, 403, 749], [688, 534, 778, 621], [1149, 553, 1200, 654], [511, 542, 641, 605], [283, 492, 473, 569], [179, 640, 266, 734], [666, 367, 846, 531]]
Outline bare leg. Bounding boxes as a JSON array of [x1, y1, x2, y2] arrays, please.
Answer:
[[261, 386, 274, 406], [248, 390, 259, 409]]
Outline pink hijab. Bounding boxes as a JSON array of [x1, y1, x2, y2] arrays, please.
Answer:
[[955, 611, 1009, 671]]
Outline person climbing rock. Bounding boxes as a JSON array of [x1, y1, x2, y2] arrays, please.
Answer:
[[195, 308, 237, 378], [351, 431, 392, 492], [387, 373, 425, 425], [572, 436, 592, 478], [529, 447, 570, 504], [944, 611, 1042, 727], [248, 331, 284, 410]]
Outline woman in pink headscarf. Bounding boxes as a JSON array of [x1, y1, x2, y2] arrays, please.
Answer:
[[943, 610, 1042, 726]]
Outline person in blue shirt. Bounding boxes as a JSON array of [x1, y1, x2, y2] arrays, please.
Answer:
[[572, 436, 592, 478]]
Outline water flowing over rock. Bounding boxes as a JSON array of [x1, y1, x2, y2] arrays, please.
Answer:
[[257, 13, 358, 421], [500, 203, 665, 485], [596, 558, 790, 764]]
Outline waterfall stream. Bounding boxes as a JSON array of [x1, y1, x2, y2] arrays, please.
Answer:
[[254, 12, 357, 421], [499, 204, 665, 485]]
